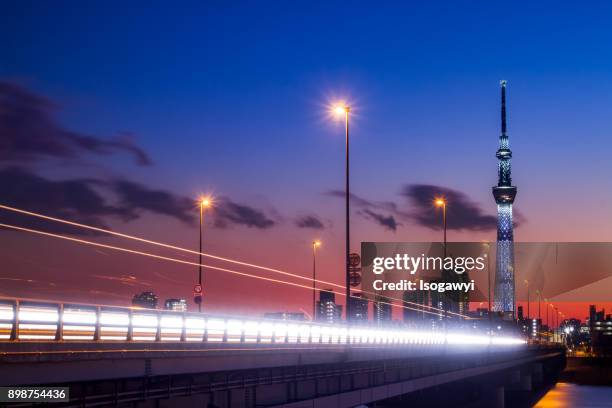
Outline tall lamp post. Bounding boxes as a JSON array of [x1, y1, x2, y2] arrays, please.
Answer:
[[545, 299, 549, 339], [434, 197, 448, 323], [524, 279, 530, 320], [434, 198, 447, 257], [196, 196, 212, 312], [312, 240, 321, 320], [334, 104, 351, 321], [554, 306, 559, 342], [535, 289, 541, 340], [549, 303, 555, 342], [481, 241, 492, 332]]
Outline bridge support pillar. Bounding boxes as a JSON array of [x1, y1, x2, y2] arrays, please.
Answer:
[[508, 369, 521, 385], [483, 385, 505, 408], [520, 373, 532, 391], [532, 363, 543, 383]]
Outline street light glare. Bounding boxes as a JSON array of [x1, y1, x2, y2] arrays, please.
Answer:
[[331, 103, 350, 117], [434, 198, 446, 207], [313, 240, 322, 247], [199, 196, 213, 208]]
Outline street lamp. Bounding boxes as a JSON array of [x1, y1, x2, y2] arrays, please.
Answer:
[[312, 240, 321, 320], [481, 241, 492, 332], [535, 289, 542, 341], [434, 198, 447, 257], [549, 303, 555, 341], [524, 279, 530, 320], [536, 290, 541, 323], [554, 306, 560, 342], [545, 298, 549, 334], [196, 196, 213, 312], [434, 197, 448, 324], [333, 103, 351, 321]]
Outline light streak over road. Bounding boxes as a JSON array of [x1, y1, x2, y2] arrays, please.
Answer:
[[0, 222, 445, 318], [0, 204, 471, 318]]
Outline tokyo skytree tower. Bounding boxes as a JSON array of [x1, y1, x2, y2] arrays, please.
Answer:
[[492, 80, 517, 318]]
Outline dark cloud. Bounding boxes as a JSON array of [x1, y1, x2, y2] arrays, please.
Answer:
[[0, 166, 128, 235], [359, 209, 400, 231], [0, 81, 151, 166], [0, 167, 197, 235], [324, 190, 400, 214], [402, 184, 498, 231], [111, 180, 195, 224], [326, 185, 507, 232], [325, 190, 408, 231], [295, 215, 325, 229], [0, 167, 278, 235], [214, 199, 276, 229]]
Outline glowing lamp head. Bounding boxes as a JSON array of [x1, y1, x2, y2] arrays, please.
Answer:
[[434, 198, 446, 207], [332, 104, 350, 117], [313, 240, 322, 248], [199, 196, 213, 209]]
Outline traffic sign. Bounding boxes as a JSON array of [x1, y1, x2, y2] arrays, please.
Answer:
[[348, 253, 361, 267], [349, 272, 361, 287]]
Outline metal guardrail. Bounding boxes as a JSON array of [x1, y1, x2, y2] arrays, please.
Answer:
[[0, 298, 525, 346]]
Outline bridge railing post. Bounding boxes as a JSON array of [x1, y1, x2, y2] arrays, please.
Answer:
[[56, 303, 63, 341], [93, 306, 101, 341], [180, 314, 186, 342], [127, 309, 133, 341], [155, 311, 161, 342], [10, 300, 19, 341]]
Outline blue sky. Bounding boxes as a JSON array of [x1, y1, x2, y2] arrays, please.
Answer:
[[2, 1, 612, 315]]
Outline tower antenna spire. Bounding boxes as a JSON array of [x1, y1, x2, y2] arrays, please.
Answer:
[[500, 80, 507, 135]]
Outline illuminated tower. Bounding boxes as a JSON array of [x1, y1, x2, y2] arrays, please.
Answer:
[[493, 80, 517, 318]]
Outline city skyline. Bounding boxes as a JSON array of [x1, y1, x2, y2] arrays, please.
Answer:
[[3, 2, 612, 322]]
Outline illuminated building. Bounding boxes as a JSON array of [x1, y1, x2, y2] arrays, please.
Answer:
[[590, 306, 612, 355], [531, 318, 541, 338], [493, 80, 517, 318], [164, 298, 187, 312], [132, 291, 159, 309], [316, 289, 342, 324], [373, 295, 392, 325], [403, 288, 429, 323], [348, 293, 368, 323]]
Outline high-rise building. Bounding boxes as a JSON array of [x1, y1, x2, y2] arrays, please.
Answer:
[[403, 287, 430, 322], [429, 283, 445, 322], [132, 291, 159, 309], [373, 295, 392, 325], [164, 298, 187, 312], [530, 318, 541, 338], [316, 289, 342, 324], [493, 80, 517, 318], [348, 293, 368, 323], [589, 304, 596, 327]]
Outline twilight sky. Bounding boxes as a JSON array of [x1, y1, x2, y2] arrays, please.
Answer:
[[2, 1, 612, 321]]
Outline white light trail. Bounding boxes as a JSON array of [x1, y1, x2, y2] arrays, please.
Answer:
[[0, 205, 469, 319]]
